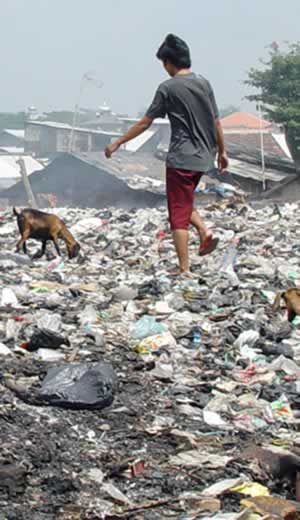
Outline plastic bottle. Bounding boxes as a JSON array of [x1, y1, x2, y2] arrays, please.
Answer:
[[47, 258, 65, 273], [220, 236, 240, 286], [192, 327, 202, 348], [221, 236, 240, 271]]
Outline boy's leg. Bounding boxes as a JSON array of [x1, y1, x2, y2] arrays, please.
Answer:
[[166, 168, 195, 273], [189, 174, 219, 256], [190, 208, 210, 243], [172, 229, 189, 272]]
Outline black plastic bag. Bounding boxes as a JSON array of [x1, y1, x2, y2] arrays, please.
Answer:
[[27, 328, 69, 352], [39, 362, 117, 410]]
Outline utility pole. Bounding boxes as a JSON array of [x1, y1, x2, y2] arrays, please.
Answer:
[[258, 101, 266, 191], [17, 158, 38, 209], [69, 76, 85, 153], [69, 72, 103, 153]]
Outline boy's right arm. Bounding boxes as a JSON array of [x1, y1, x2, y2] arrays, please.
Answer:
[[105, 116, 153, 158], [215, 118, 229, 172], [105, 85, 167, 159]]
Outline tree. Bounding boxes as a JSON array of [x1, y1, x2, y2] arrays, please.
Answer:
[[245, 43, 300, 169], [219, 105, 240, 118]]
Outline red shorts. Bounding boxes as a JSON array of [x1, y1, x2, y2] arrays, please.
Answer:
[[166, 168, 202, 230]]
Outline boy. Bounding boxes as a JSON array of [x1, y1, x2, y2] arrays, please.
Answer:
[[105, 34, 228, 274]]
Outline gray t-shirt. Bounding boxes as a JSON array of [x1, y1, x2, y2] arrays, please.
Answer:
[[146, 73, 219, 172]]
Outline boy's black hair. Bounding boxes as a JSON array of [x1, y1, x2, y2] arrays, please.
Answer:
[[156, 34, 191, 68]]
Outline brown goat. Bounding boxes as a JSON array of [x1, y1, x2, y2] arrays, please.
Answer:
[[272, 288, 300, 322], [13, 207, 80, 259]]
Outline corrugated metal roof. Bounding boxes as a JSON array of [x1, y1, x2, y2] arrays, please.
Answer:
[[0, 156, 43, 179], [0, 146, 24, 154], [71, 151, 165, 180], [2, 129, 25, 139], [124, 130, 155, 152], [26, 120, 121, 137], [229, 158, 288, 182], [0, 159, 19, 179], [119, 117, 169, 125]]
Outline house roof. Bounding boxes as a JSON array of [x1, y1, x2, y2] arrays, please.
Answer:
[[221, 112, 272, 130], [25, 120, 121, 137], [228, 158, 288, 183], [73, 152, 291, 189], [0, 146, 24, 154], [1, 152, 166, 208], [72, 151, 165, 181], [120, 117, 169, 126], [124, 130, 156, 152], [2, 129, 25, 139], [225, 132, 292, 161], [0, 155, 43, 179]]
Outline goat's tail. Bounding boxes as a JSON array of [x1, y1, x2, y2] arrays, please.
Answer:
[[13, 207, 20, 217]]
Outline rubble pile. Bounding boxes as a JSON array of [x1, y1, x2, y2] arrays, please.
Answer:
[[1, 201, 300, 519]]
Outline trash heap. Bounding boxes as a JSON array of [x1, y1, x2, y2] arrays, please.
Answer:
[[1, 201, 300, 519]]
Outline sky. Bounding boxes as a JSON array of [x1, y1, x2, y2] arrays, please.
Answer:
[[1, 0, 300, 116]]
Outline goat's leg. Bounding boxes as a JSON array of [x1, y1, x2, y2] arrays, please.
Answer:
[[33, 240, 47, 259], [16, 238, 22, 253], [22, 242, 27, 254], [287, 304, 296, 323], [52, 238, 61, 256], [16, 231, 30, 254]]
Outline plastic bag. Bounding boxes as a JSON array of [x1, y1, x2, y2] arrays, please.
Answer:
[[202, 478, 243, 497], [0, 342, 12, 356], [36, 312, 62, 332], [230, 481, 270, 497], [71, 217, 103, 235], [234, 330, 260, 349], [271, 394, 294, 421], [1, 288, 18, 307], [23, 328, 69, 352], [130, 315, 167, 340], [79, 305, 99, 326], [269, 355, 300, 377], [134, 332, 176, 354], [39, 362, 117, 410], [83, 325, 106, 347], [6, 319, 22, 341]]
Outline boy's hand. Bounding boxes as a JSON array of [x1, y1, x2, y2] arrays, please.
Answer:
[[218, 151, 229, 172], [105, 141, 120, 158]]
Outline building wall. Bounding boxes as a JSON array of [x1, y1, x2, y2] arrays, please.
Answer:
[[40, 127, 57, 154], [25, 123, 114, 155], [91, 134, 113, 151], [25, 124, 41, 154]]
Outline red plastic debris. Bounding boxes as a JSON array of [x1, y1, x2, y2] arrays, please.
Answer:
[[156, 230, 167, 240], [130, 459, 145, 478]]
